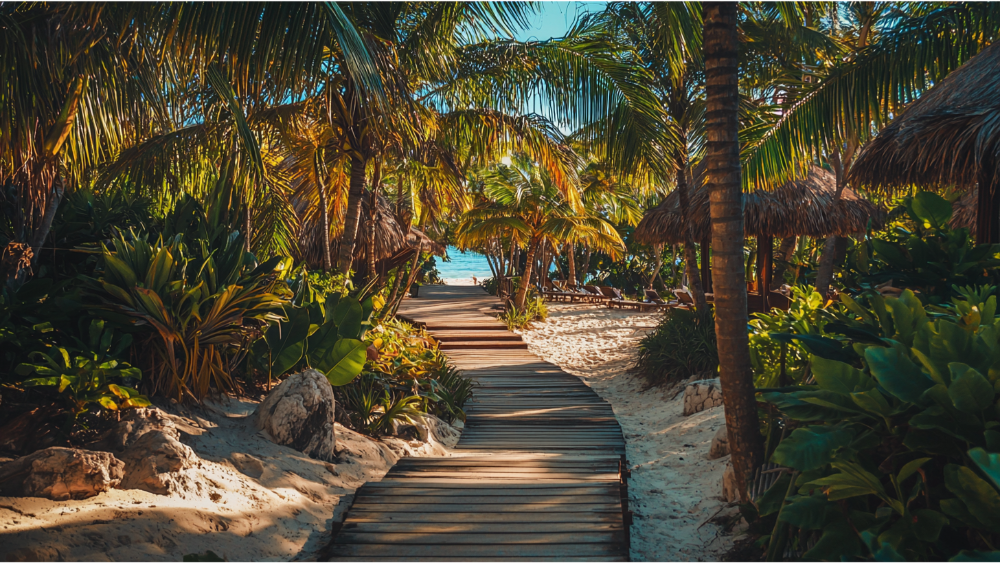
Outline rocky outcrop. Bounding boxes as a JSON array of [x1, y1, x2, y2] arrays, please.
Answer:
[[254, 369, 337, 462], [708, 425, 729, 459], [102, 408, 178, 451], [0, 447, 124, 500], [118, 429, 200, 495], [683, 379, 724, 416]]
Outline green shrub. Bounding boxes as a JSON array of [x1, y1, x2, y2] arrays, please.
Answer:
[[749, 287, 830, 388], [501, 291, 547, 330], [632, 307, 717, 386], [756, 286, 1000, 560]]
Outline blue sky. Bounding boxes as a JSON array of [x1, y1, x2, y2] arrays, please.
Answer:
[[514, 2, 605, 41]]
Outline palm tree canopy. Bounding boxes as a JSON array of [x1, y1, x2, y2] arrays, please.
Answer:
[[849, 41, 1000, 192], [634, 164, 885, 243]]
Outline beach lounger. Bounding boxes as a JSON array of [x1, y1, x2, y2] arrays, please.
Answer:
[[583, 285, 613, 304]]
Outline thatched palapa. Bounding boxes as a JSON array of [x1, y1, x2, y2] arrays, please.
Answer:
[[296, 192, 409, 271], [849, 41, 1000, 192], [634, 165, 885, 244], [407, 227, 447, 257]]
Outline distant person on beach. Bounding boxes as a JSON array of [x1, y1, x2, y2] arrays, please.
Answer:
[[473, 276, 477, 285]]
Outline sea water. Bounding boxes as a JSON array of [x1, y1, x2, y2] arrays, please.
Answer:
[[436, 246, 494, 281], [435, 245, 556, 283]]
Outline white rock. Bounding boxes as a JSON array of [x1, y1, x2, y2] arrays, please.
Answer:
[[254, 369, 337, 462], [708, 425, 729, 460], [118, 429, 199, 495], [683, 379, 724, 416], [0, 447, 124, 500]]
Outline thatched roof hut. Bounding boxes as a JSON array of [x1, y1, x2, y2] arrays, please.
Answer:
[[849, 41, 1000, 191], [634, 165, 885, 244], [407, 227, 447, 257], [296, 192, 409, 271]]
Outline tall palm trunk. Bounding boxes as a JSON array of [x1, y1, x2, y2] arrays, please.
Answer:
[[513, 237, 540, 312], [770, 237, 796, 290], [337, 155, 366, 275], [649, 243, 664, 289], [314, 152, 333, 272], [676, 156, 707, 308], [28, 173, 65, 267], [814, 148, 852, 298], [566, 243, 576, 285], [704, 2, 764, 503], [580, 245, 592, 284]]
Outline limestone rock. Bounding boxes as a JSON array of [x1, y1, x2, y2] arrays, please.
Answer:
[[254, 369, 337, 462], [118, 429, 199, 495], [99, 407, 178, 451], [722, 462, 739, 502], [2, 547, 61, 562], [0, 447, 124, 500], [683, 379, 724, 416], [708, 425, 729, 459]]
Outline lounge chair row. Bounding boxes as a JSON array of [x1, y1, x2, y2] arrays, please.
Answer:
[[542, 281, 705, 312]]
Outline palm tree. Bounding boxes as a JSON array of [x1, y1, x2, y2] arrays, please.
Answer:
[[703, 2, 764, 503], [457, 158, 625, 312]]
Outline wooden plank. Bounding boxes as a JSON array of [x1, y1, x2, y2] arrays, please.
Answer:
[[338, 285, 630, 558]]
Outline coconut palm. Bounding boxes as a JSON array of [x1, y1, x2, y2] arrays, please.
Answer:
[[457, 157, 625, 312]]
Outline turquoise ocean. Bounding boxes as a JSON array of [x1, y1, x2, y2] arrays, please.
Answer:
[[436, 246, 494, 280]]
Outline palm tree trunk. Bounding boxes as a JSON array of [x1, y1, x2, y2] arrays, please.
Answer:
[[28, 173, 65, 267], [670, 244, 678, 287], [815, 146, 855, 297], [580, 245, 591, 284], [676, 159, 707, 308], [314, 152, 332, 272], [513, 237, 540, 312], [566, 243, 576, 286], [769, 237, 796, 290], [705, 1, 764, 503], [337, 155, 367, 275], [649, 243, 664, 289]]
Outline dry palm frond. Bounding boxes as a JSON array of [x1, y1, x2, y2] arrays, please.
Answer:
[[635, 165, 885, 244]]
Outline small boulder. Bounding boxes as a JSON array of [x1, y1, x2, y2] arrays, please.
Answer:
[[683, 379, 724, 416], [254, 369, 337, 462], [96, 407, 178, 452], [708, 425, 729, 459], [118, 430, 199, 495], [230, 453, 265, 479], [0, 447, 124, 500]]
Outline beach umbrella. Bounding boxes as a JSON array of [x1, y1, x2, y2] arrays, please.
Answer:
[[849, 41, 1000, 243]]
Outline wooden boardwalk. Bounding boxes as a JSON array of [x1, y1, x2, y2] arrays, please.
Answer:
[[329, 285, 630, 561]]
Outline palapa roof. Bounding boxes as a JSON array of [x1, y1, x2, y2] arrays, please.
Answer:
[[296, 192, 409, 270], [849, 41, 1000, 191], [407, 227, 447, 257], [634, 165, 885, 244]]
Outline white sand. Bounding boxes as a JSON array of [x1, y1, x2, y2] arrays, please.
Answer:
[[442, 278, 477, 286], [0, 397, 459, 562], [518, 303, 735, 561]]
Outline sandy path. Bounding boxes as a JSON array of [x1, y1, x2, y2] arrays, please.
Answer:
[[518, 303, 735, 561]]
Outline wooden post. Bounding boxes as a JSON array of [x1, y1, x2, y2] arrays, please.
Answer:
[[758, 235, 773, 312], [977, 166, 1000, 244], [700, 238, 712, 293]]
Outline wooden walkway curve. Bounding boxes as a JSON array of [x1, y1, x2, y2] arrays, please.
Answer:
[[329, 285, 630, 561]]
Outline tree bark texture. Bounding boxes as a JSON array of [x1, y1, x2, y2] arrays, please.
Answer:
[[513, 237, 540, 312], [314, 153, 333, 272], [704, 1, 764, 503], [677, 159, 707, 308], [337, 155, 367, 275], [566, 243, 576, 286]]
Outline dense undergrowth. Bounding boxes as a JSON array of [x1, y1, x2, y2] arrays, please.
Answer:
[[0, 191, 472, 453]]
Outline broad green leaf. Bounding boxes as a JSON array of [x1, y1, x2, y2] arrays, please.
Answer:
[[897, 457, 931, 485], [265, 307, 310, 377], [944, 464, 1000, 530], [332, 298, 364, 339], [771, 425, 854, 471], [777, 494, 838, 530], [865, 346, 934, 403], [948, 363, 995, 412], [872, 239, 910, 269], [802, 519, 862, 560], [97, 396, 118, 410], [812, 355, 875, 394], [757, 473, 791, 517], [969, 448, 1000, 491], [324, 338, 368, 386], [911, 191, 953, 230], [912, 509, 949, 542]]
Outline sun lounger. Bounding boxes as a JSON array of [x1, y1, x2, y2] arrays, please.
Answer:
[[583, 285, 613, 304]]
